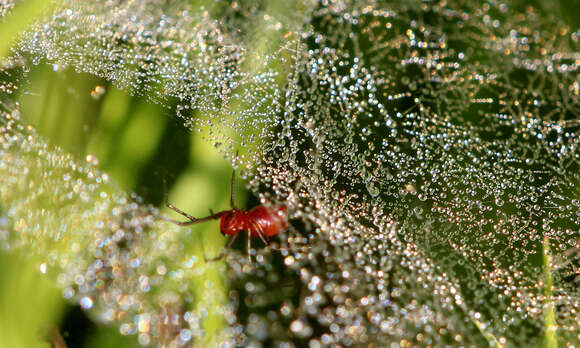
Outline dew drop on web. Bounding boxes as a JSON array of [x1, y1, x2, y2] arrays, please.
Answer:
[[0, 0, 579, 347]]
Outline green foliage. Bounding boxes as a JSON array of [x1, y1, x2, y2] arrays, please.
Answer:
[[0, 0, 578, 347], [0, 252, 63, 348]]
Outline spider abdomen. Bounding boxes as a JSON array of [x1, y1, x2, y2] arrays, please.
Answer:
[[247, 205, 288, 237], [219, 205, 288, 237]]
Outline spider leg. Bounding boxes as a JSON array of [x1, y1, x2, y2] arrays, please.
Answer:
[[230, 169, 237, 209], [161, 176, 195, 220], [158, 215, 198, 226], [204, 233, 239, 262], [160, 176, 228, 225], [246, 230, 252, 262], [161, 193, 229, 225], [166, 201, 197, 221], [230, 150, 239, 209], [250, 222, 292, 255], [204, 252, 224, 262], [252, 221, 269, 246], [227, 233, 239, 249], [250, 221, 290, 253]]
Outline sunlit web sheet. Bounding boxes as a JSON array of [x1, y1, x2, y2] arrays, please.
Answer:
[[0, 0, 579, 346]]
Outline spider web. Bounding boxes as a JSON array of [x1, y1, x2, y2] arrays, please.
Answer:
[[0, 0, 579, 346]]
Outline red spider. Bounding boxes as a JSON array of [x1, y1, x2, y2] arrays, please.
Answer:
[[161, 170, 288, 261]]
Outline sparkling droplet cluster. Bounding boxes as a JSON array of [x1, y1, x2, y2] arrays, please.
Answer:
[[0, 1, 14, 18], [0, 0, 579, 346]]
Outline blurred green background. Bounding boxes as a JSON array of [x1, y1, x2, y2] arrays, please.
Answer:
[[1, 0, 577, 347], [2, 66, 241, 347]]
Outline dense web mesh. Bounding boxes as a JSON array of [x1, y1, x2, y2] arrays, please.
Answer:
[[0, 0, 579, 347]]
